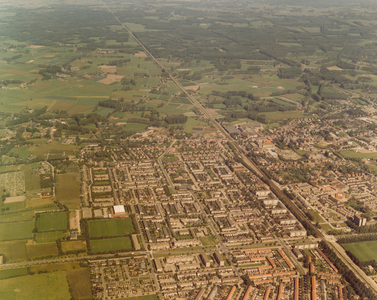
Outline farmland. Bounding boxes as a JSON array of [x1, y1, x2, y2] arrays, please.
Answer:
[[36, 212, 68, 232], [55, 173, 81, 209], [35, 231, 67, 243], [66, 268, 92, 299], [88, 218, 135, 238], [0, 221, 34, 241], [0, 240, 27, 262], [0, 272, 71, 300], [26, 242, 60, 259], [90, 237, 133, 253], [343, 241, 377, 262]]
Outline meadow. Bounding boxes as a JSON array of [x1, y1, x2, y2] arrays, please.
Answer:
[[0, 271, 71, 300], [66, 268, 92, 299], [90, 236, 133, 253], [0, 240, 27, 262], [26, 242, 60, 259], [61, 240, 87, 253], [0, 221, 34, 241], [55, 173, 81, 209], [343, 241, 377, 262], [88, 218, 135, 238], [36, 212, 68, 232]]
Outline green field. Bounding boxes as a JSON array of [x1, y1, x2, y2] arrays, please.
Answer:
[[90, 237, 133, 253], [0, 268, 28, 280], [24, 169, 41, 191], [0, 271, 71, 300], [88, 218, 135, 238], [55, 173, 81, 209], [36, 212, 68, 232], [199, 236, 218, 246], [340, 150, 377, 159], [66, 268, 92, 299], [35, 231, 67, 243], [343, 241, 377, 262], [26, 242, 60, 259], [61, 241, 87, 253], [0, 221, 34, 241], [0, 241, 27, 262]]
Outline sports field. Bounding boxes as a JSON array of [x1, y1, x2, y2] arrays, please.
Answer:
[[35, 231, 67, 243], [90, 236, 133, 253], [88, 218, 135, 238], [0, 271, 71, 300], [343, 241, 377, 262], [0, 221, 34, 241], [36, 212, 68, 232]]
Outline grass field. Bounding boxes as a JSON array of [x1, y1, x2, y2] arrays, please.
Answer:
[[0, 210, 35, 223], [55, 173, 81, 209], [306, 209, 325, 223], [199, 236, 217, 246], [24, 170, 41, 191], [0, 268, 28, 280], [88, 218, 135, 238], [343, 241, 377, 262], [61, 241, 87, 253], [0, 241, 27, 262], [36, 212, 68, 232], [90, 237, 133, 253], [26, 242, 60, 259], [66, 268, 92, 299], [0, 271, 71, 300], [0, 221, 34, 241], [340, 150, 377, 159], [35, 231, 67, 243]]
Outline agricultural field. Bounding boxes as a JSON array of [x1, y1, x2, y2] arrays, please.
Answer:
[[0, 240, 27, 263], [55, 173, 81, 209], [36, 212, 68, 232], [26, 242, 60, 260], [0, 268, 28, 280], [66, 268, 92, 299], [0, 221, 34, 241], [0, 271, 71, 300], [90, 236, 133, 253], [24, 169, 41, 191], [343, 241, 377, 262], [61, 241, 87, 254], [88, 218, 135, 238]]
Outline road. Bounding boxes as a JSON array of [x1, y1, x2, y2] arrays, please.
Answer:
[[275, 236, 305, 275], [157, 140, 176, 189]]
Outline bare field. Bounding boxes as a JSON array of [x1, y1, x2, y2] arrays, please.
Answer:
[[98, 74, 124, 85]]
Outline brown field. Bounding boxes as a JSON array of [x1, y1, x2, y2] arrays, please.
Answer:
[[26, 242, 60, 260], [66, 268, 92, 299], [61, 241, 87, 253], [25, 198, 53, 208], [55, 173, 81, 209], [184, 85, 200, 91], [98, 65, 117, 73], [28, 45, 44, 48], [135, 51, 147, 57], [0, 240, 27, 262], [50, 101, 76, 112], [98, 74, 124, 85], [327, 66, 343, 70]]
